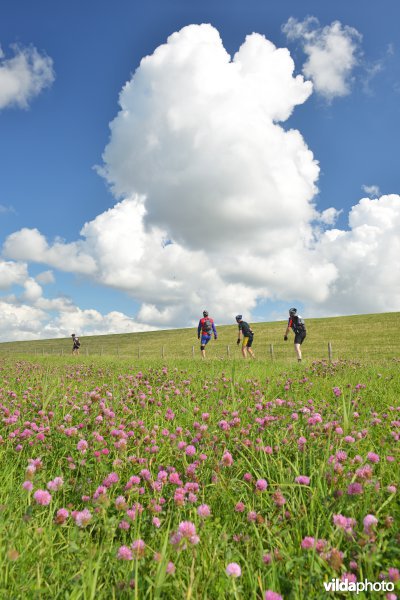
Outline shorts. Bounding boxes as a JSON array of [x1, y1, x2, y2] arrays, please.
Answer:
[[242, 336, 253, 348], [201, 333, 212, 346], [294, 330, 306, 345]]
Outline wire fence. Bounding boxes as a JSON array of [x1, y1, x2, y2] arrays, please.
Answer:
[[0, 340, 395, 363]]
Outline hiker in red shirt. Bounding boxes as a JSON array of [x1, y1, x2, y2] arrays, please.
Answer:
[[197, 310, 217, 358]]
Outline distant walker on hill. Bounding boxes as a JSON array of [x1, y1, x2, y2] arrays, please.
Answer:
[[197, 310, 217, 358], [71, 333, 81, 355], [284, 308, 306, 362]]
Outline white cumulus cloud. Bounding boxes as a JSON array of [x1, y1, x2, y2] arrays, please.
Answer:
[[0, 259, 28, 289], [0, 301, 47, 340], [312, 194, 400, 315], [21, 278, 43, 303], [3, 194, 342, 328], [49, 306, 156, 339], [99, 24, 316, 252], [283, 17, 362, 100], [0, 263, 157, 341], [4, 227, 96, 274], [0, 43, 54, 110]]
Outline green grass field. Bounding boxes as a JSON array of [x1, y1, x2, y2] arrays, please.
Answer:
[[0, 313, 399, 599], [0, 312, 399, 362]]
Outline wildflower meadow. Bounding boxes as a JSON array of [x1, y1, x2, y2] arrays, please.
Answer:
[[0, 354, 399, 599]]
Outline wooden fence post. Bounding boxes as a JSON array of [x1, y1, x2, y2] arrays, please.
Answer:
[[269, 344, 274, 360], [192, 345, 195, 358], [328, 341, 332, 362], [138, 346, 141, 359], [161, 346, 165, 358], [227, 345, 230, 358]]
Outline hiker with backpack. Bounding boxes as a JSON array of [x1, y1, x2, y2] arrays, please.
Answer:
[[71, 333, 81, 355], [284, 308, 306, 362], [197, 310, 217, 358], [235, 315, 255, 359]]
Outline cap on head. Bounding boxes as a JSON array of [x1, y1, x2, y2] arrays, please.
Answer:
[[71, 333, 75, 337], [289, 308, 297, 317], [203, 310, 208, 317], [235, 315, 242, 322]]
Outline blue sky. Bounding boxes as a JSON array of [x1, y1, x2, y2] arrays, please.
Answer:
[[0, 0, 399, 340]]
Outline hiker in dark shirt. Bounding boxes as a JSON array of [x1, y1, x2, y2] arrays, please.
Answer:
[[284, 308, 306, 362], [197, 310, 217, 358], [71, 333, 81, 355], [235, 315, 255, 359]]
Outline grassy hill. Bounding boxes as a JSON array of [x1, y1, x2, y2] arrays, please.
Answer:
[[0, 312, 399, 362]]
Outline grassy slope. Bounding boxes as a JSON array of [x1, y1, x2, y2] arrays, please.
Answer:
[[0, 312, 399, 362]]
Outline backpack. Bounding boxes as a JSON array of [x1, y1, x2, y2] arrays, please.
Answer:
[[293, 316, 306, 334], [203, 319, 212, 333]]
